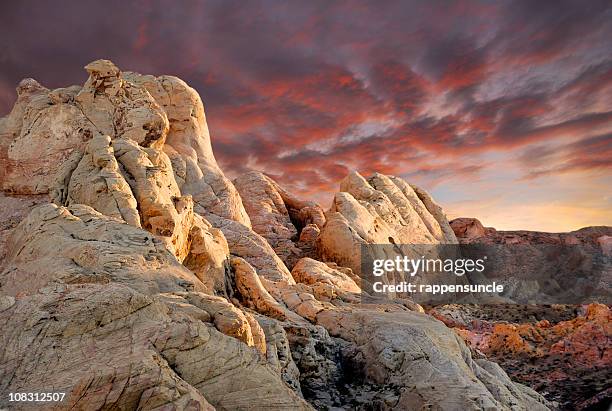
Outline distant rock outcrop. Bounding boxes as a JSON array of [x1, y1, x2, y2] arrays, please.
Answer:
[[444, 218, 612, 409], [431, 303, 611, 409], [450, 217, 612, 304], [450, 217, 489, 240]]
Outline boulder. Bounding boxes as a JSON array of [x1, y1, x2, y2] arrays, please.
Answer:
[[450, 217, 488, 240], [291, 257, 361, 295]]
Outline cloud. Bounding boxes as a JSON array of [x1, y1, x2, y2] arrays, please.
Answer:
[[518, 133, 612, 179], [0, 0, 610, 230]]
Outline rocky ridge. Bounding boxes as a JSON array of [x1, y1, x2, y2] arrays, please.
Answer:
[[0, 60, 585, 410]]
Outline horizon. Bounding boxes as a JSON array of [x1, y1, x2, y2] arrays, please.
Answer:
[[1, 0, 610, 232]]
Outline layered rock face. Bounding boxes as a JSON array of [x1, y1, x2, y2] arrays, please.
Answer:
[[0, 60, 558, 410], [234, 171, 325, 269], [318, 171, 457, 274]]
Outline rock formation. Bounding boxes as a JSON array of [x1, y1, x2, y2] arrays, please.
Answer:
[[450, 217, 612, 304], [451, 217, 612, 247], [234, 171, 325, 269], [318, 171, 457, 274], [3, 59, 603, 410]]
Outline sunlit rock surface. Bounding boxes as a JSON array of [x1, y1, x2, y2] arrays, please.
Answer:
[[4, 60, 606, 410]]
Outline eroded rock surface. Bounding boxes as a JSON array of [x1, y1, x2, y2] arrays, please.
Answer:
[[318, 171, 457, 274], [0, 204, 311, 410], [0, 60, 573, 411], [234, 171, 325, 268], [123, 70, 251, 226], [0, 283, 311, 410], [315, 307, 549, 410], [0, 79, 94, 194], [0, 192, 47, 273]]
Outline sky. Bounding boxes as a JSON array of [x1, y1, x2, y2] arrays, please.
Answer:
[[0, 0, 610, 232]]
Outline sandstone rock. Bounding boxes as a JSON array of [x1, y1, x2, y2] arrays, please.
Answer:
[[0, 294, 15, 311], [297, 223, 321, 260], [234, 171, 325, 268], [318, 171, 457, 274], [1, 60, 247, 301], [0, 283, 311, 410], [57, 134, 141, 227], [317, 209, 373, 274], [112, 137, 194, 259], [0, 78, 96, 194], [183, 214, 230, 294], [76, 60, 169, 150], [0, 60, 577, 411], [339, 171, 456, 243], [314, 307, 550, 410], [0, 203, 310, 409], [52, 135, 231, 289], [211, 214, 295, 283], [1, 203, 207, 296], [249, 254, 551, 410], [283, 323, 345, 408], [257, 315, 303, 394], [434, 303, 611, 409], [407, 181, 457, 243], [452, 219, 612, 247], [0, 192, 48, 273], [159, 291, 263, 351], [450, 220, 612, 304], [231, 256, 293, 321], [245, 311, 268, 355], [291, 257, 361, 295], [239, 259, 551, 409], [598, 235, 612, 255], [450, 217, 488, 240], [0, 60, 250, 227], [123, 71, 251, 226], [234, 171, 302, 266]]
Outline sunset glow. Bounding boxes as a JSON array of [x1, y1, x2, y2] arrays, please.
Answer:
[[1, 0, 610, 231]]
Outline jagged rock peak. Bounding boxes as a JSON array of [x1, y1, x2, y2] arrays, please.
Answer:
[[0, 58, 251, 226]]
